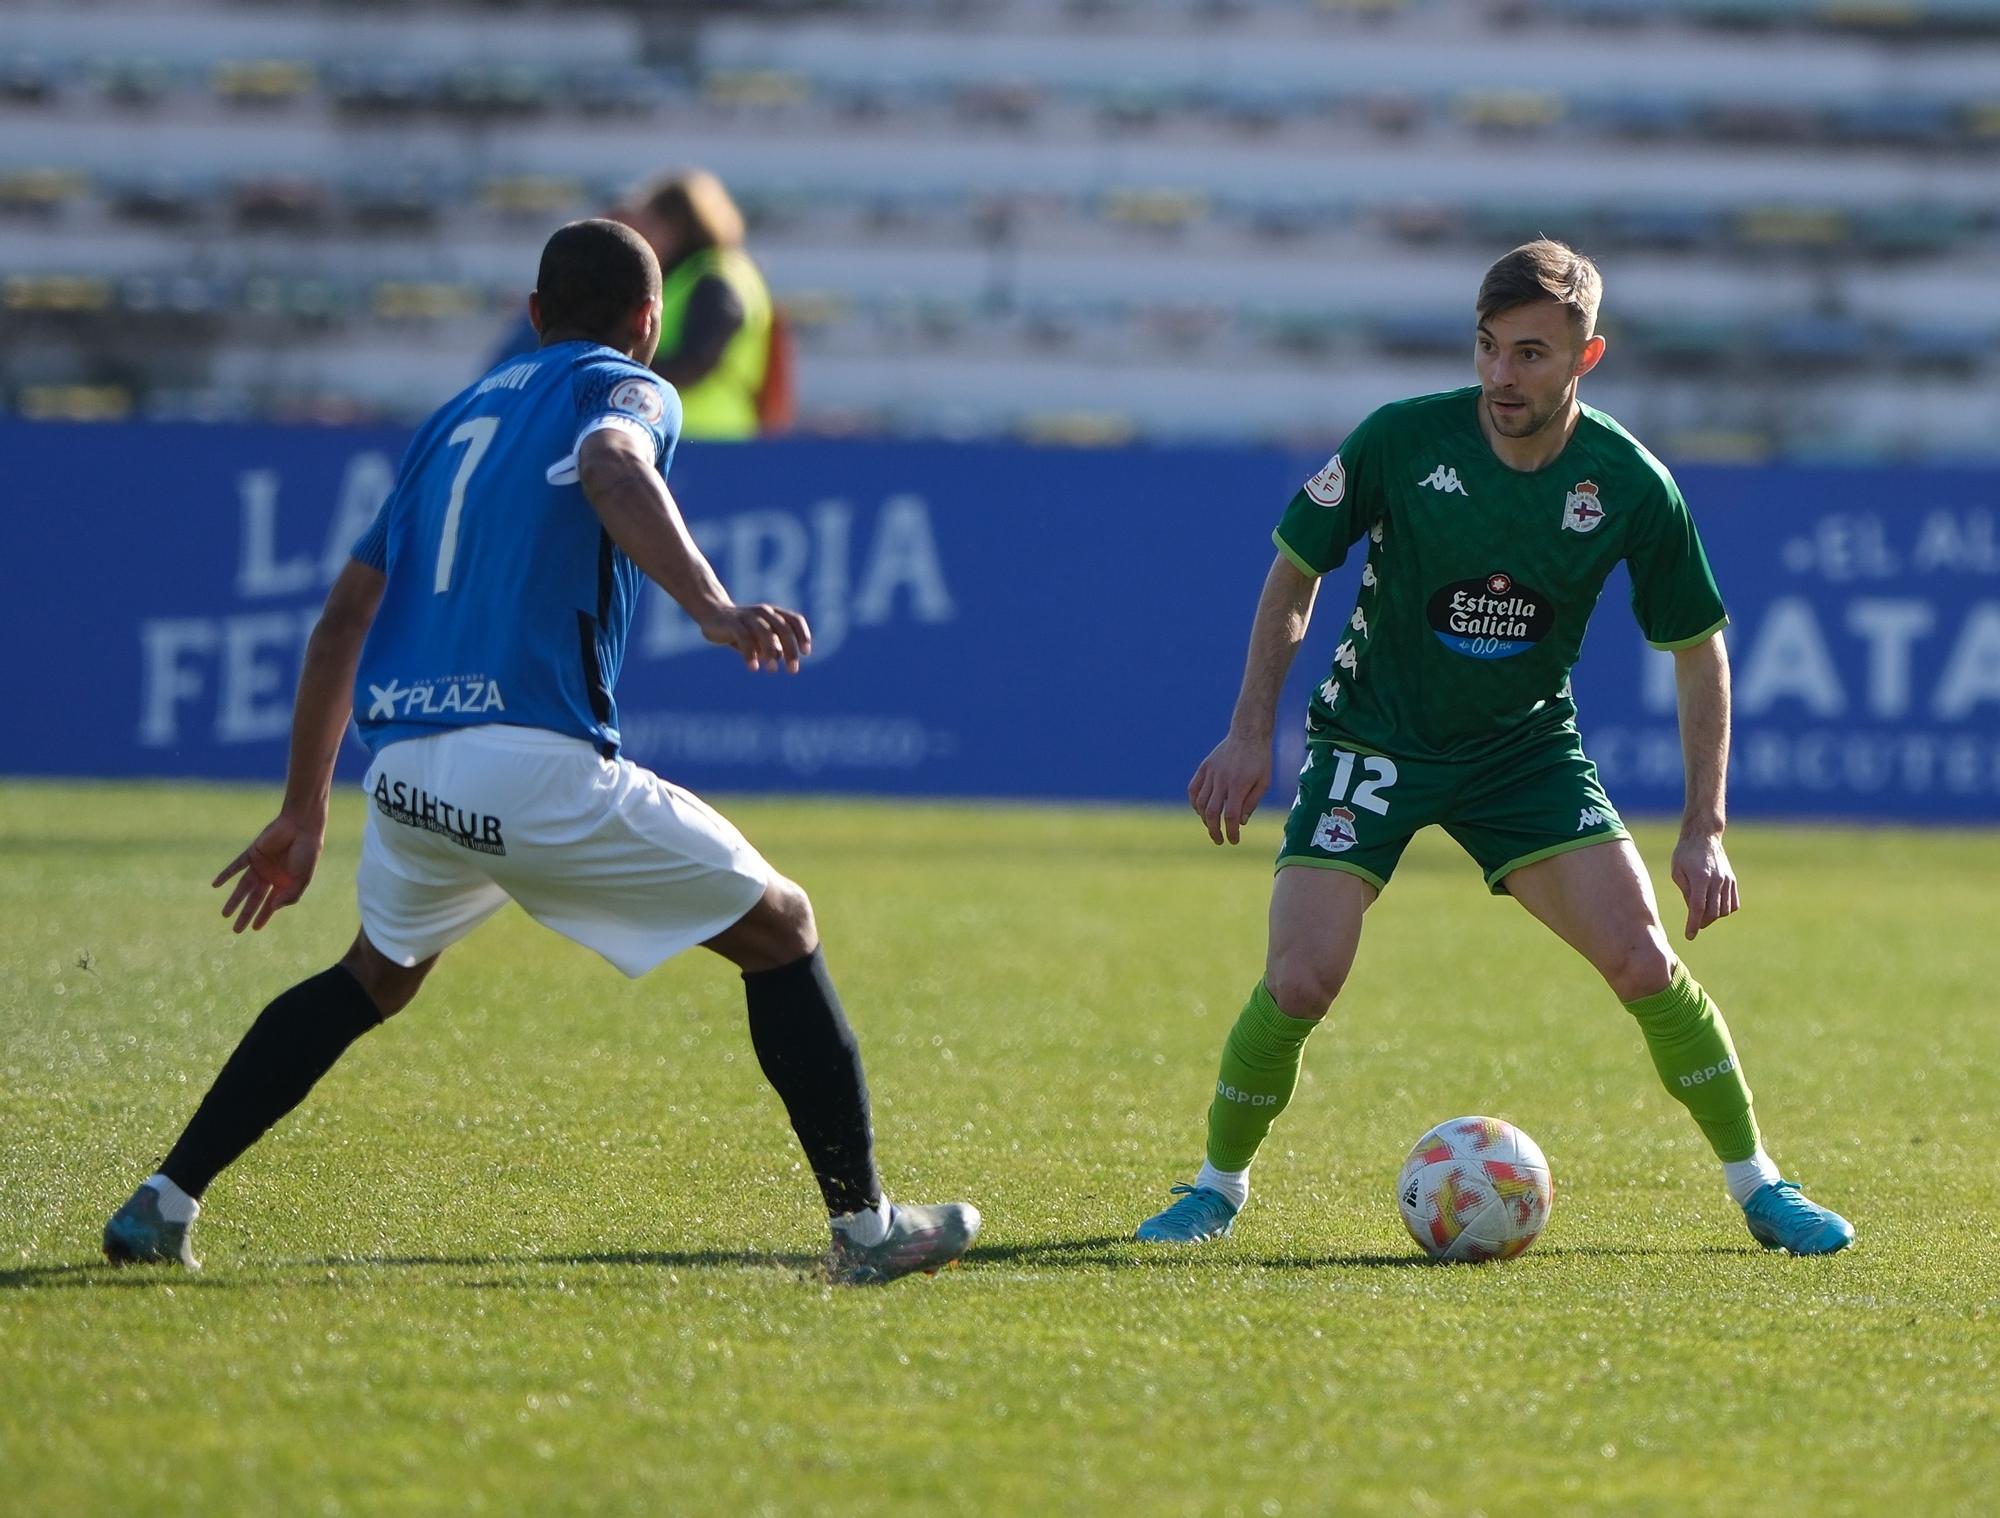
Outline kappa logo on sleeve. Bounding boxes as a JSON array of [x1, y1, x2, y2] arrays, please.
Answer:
[[1303, 452, 1346, 507], [607, 377, 665, 425]]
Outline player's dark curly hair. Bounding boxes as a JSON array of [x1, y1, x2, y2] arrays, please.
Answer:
[[534, 219, 661, 344], [1477, 239, 1602, 348]]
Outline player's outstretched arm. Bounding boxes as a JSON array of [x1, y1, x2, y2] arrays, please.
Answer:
[[1190, 553, 1320, 845], [577, 426, 810, 673], [1668, 630, 1740, 940], [214, 559, 384, 933]]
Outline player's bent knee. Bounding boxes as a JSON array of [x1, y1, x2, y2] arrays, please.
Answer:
[[339, 932, 433, 1018], [706, 874, 820, 973], [1264, 958, 1345, 1020], [1602, 937, 1677, 1004], [764, 875, 818, 961]]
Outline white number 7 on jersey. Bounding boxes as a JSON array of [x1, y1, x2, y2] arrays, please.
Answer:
[[434, 416, 500, 594]]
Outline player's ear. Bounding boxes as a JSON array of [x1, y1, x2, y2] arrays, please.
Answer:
[[1574, 332, 1606, 378], [634, 295, 662, 365], [528, 290, 544, 337]]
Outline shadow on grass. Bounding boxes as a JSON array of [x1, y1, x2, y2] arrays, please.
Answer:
[[968, 1236, 1759, 1272], [966, 1235, 1426, 1270], [309, 1249, 825, 1273], [1, 1238, 1759, 1291], [1263, 1241, 1758, 1270], [0, 1261, 236, 1290], [0, 1249, 823, 1291]]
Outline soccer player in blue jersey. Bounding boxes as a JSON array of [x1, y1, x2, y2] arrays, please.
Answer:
[[102, 220, 979, 1285]]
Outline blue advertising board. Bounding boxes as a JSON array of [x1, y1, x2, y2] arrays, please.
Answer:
[[2, 422, 1996, 821]]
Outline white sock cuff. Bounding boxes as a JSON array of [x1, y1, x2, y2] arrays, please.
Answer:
[[144, 1173, 200, 1224], [1194, 1159, 1250, 1211], [1722, 1149, 1782, 1207], [830, 1195, 891, 1247]]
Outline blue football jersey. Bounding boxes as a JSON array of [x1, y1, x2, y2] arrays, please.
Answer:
[[351, 340, 680, 756]]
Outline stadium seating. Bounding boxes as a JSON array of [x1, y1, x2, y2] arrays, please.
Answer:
[[2, 0, 1996, 458]]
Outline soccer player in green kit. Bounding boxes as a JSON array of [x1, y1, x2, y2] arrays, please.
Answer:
[[1135, 240, 1853, 1255]]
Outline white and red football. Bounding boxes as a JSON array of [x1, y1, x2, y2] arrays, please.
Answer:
[[1396, 1115, 1554, 1263]]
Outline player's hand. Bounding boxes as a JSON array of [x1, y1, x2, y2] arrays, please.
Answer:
[[1189, 732, 1271, 846], [1670, 829, 1739, 941], [213, 813, 325, 934], [699, 602, 813, 673]]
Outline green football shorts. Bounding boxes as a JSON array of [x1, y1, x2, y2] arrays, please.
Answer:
[[1276, 732, 1629, 894]]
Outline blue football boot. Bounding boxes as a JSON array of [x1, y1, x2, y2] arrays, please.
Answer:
[[103, 1182, 201, 1269], [1134, 1184, 1239, 1243], [1742, 1179, 1854, 1256]]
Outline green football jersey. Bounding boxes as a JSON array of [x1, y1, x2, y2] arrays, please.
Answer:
[[1273, 386, 1727, 762]]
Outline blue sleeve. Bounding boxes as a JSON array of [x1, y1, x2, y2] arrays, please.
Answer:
[[574, 361, 682, 471], [350, 497, 391, 570], [350, 423, 429, 570]]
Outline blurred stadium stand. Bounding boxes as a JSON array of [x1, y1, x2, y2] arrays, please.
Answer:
[[4, 0, 1998, 457]]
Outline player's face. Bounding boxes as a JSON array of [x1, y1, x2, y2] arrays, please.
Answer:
[[1475, 302, 1598, 439]]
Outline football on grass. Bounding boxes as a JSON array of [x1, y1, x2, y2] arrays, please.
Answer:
[[1396, 1115, 1553, 1262]]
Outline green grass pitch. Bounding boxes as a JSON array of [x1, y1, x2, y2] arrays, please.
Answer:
[[2, 782, 1995, 1516]]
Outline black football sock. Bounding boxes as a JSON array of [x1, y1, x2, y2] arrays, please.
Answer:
[[158, 965, 384, 1198], [743, 948, 882, 1217]]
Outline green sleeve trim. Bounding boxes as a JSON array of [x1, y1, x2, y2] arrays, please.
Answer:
[[1274, 854, 1388, 892], [1483, 828, 1631, 895], [1646, 615, 1730, 652], [1270, 529, 1322, 580]]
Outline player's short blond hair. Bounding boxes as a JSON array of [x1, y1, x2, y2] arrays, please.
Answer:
[[1477, 240, 1602, 347], [631, 169, 746, 253]]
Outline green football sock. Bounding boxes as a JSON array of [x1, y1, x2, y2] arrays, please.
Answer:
[[1622, 966, 1761, 1163], [1204, 981, 1322, 1172]]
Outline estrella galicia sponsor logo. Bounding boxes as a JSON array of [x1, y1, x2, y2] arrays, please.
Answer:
[[372, 776, 507, 855], [1426, 572, 1553, 659], [365, 676, 506, 721]]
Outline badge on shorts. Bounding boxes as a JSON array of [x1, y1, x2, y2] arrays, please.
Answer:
[[1311, 806, 1358, 853], [1303, 452, 1346, 508], [608, 377, 665, 425], [1562, 480, 1606, 533]]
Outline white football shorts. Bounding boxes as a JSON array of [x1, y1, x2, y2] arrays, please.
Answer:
[[356, 725, 770, 978]]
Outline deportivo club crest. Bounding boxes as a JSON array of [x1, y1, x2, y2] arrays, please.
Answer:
[[1562, 480, 1606, 533], [1312, 806, 1358, 854]]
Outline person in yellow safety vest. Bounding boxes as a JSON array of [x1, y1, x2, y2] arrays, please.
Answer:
[[621, 170, 791, 440]]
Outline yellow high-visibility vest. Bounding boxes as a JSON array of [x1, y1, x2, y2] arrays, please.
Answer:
[[658, 247, 770, 440]]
